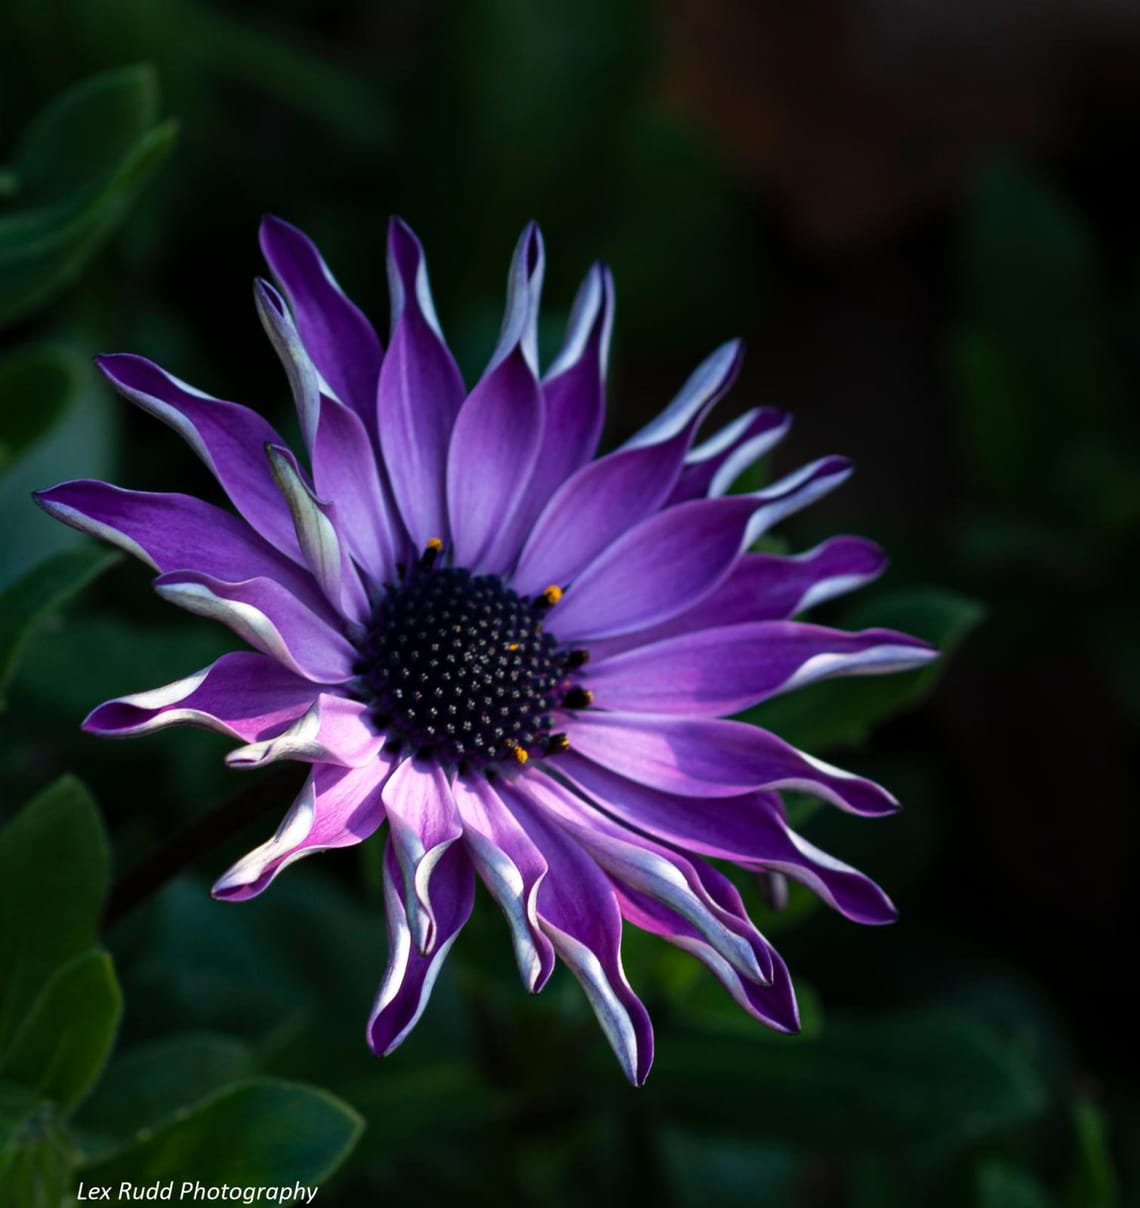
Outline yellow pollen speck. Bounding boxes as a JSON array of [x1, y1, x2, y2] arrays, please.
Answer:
[[513, 746, 529, 764], [541, 585, 563, 605], [426, 537, 443, 553], [508, 642, 520, 651]]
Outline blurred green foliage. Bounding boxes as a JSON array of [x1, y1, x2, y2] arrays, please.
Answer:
[[0, 3, 1135, 1206]]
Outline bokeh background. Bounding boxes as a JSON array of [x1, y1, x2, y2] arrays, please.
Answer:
[[2, 2, 1137, 1205]]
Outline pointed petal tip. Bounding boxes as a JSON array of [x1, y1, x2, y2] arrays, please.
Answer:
[[257, 213, 303, 258]]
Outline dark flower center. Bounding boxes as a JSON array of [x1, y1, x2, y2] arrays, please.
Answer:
[[353, 558, 584, 772]]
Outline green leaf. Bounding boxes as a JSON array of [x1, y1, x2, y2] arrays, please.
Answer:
[[0, 345, 84, 476], [8, 65, 159, 200], [0, 1080, 44, 1152], [0, 546, 120, 706], [1066, 1097, 1119, 1208], [743, 588, 984, 752], [0, 951, 121, 1116], [0, 778, 109, 1060], [644, 1009, 1045, 1153], [76, 1034, 253, 1156], [0, 1084, 73, 1208], [79, 1079, 363, 1188], [0, 65, 178, 326], [0, 355, 116, 591]]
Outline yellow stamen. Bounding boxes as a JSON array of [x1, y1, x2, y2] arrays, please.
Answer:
[[426, 537, 443, 553], [541, 584, 563, 606], [513, 746, 529, 764], [508, 642, 520, 651]]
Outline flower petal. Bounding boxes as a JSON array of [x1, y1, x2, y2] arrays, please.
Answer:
[[446, 346, 544, 573], [547, 458, 851, 642], [377, 218, 466, 548], [522, 772, 774, 984], [510, 402, 720, 598], [380, 757, 464, 954], [32, 481, 317, 604], [367, 838, 474, 1056], [586, 622, 936, 715], [259, 215, 384, 435], [451, 774, 554, 992], [614, 882, 801, 1032], [522, 264, 613, 515], [211, 756, 394, 901], [619, 340, 743, 451], [743, 455, 854, 547], [502, 782, 654, 1085], [669, 407, 791, 503], [225, 693, 384, 769], [487, 222, 544, 376], [311, 394, 406, 586], [560, 754, 897, 924], [83, 651, 318, 741], [266, 444, 369, 623], [545, 496, 761, 642], [95, 353, 302, 561], [254, 277, 322, 452], [587, 536, 889, 661], [154, 570, 355, 684], [566, 713, 900, 815]]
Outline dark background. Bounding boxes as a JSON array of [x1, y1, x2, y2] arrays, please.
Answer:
[[1, 2, 1137, 1204]]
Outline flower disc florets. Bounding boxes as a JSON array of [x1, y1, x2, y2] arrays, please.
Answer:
[[353, 552, 578, 771]]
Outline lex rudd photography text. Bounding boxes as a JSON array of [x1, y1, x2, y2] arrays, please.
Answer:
[[75, 1183, 319, 1204]]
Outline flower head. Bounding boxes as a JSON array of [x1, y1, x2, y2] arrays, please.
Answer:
[[36, 218, 935, 1083]]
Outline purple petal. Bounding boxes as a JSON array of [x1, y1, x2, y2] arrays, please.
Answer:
[[83, 651, 317, 741], [446, 346, 544, 573], [588, 536, 889, 661], [533, 263, 613, 487], [377, 219, 466, 548], [522, 772, 774, 984], [266, 444, 369, 623], [669, 407, 791, 503], [259, 215, 384, 436], [502, 780, 654, 1085], [566, 713, 900, 816], [225, 693, 384, 769], [614, 881, 801, 1033], [153, 570, 355, 684], [212, 755, 395, 901], [368, 839, 474, 1056], [619, 341, 743, 451], [312, 395, 406, 585], [33, 481, 319, 607], [743, 456, 853, 547], [545, 495, 762, 642], [561, 754, 897, 924], [547, 458, 851, 642], [380, 757, 464, 954], [487, 222, 544, 376], [586, 622, 936, 715], [254, 277, 322, 452], [96, 353, 302, 561], [510, 404, 718, 598], [451, 774, 554, 991]]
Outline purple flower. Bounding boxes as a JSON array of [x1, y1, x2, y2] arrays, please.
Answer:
[[36, 218, 935, 1083]]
